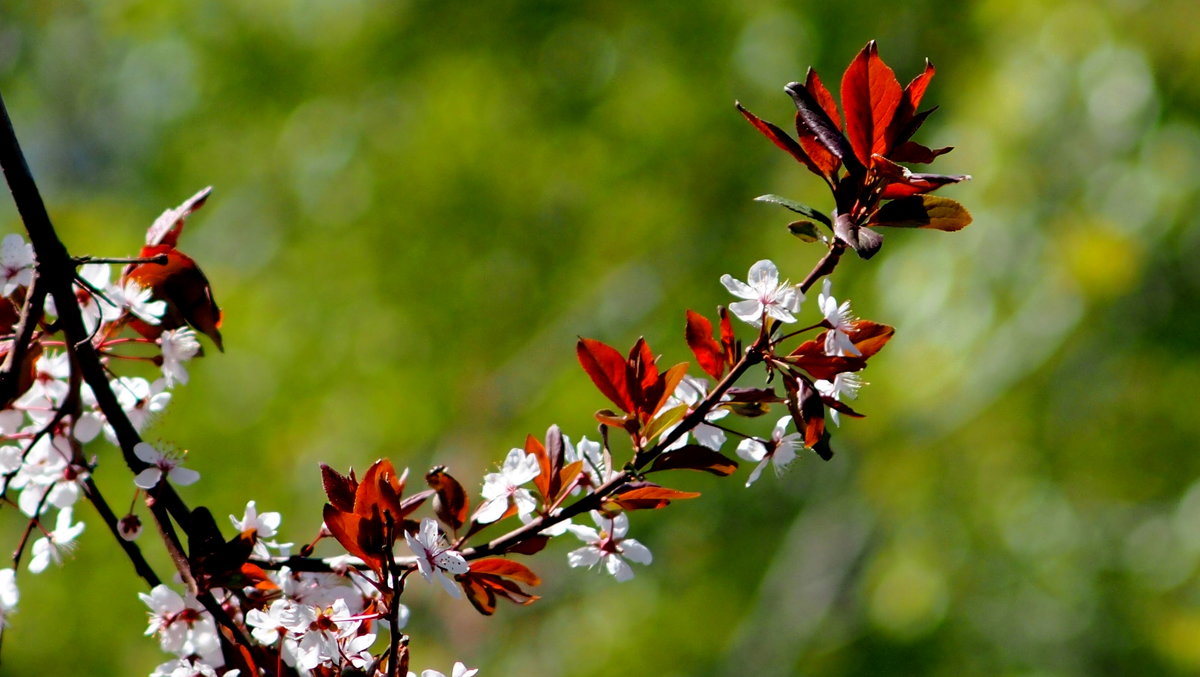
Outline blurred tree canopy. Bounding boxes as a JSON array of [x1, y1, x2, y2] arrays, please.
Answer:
[[2, 0, 1199, 675]]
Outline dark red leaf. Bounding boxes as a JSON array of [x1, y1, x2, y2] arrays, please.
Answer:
[[506, 535, 550, 556], [886, 60, 936, 151], [798, 379, 826, 449], [322, 504, 383, 574], [833, 212, 884, 259], [795, 68, 843, 179], [736, 102, 825, 178], [889, 141, 953, 164], [845, 321, 895, 358], [823, 396, 865, 418], [718, 306, 737, 367], [875, 157, 971, 198], [461, 576, 497, 615], [840, 40, 902, 167], [320, 464, 357, 513], [649, 445, 739, 476], [525, 433, 551, 506], [470, 558, 542, 586], [686, 310, 726, 380], [629, 338, 658, 392], [871, 195, 972, 231], [785, 81, 861, 175], [606, 483, 701, 512], [426, 466, 469, 531], [577, 338, 634, 413]]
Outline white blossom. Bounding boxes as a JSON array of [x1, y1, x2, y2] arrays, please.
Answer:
[[133, 442, 200, 489], [736, 416, 802, 487], [818, 278, 860, 357], [28, 507, 85, 573], [567, 512, 652, 582], [0, 234, 34, 296], [475, 448, 540, 524], [720, 259, 802, 327], [405, 518, 467, 597]]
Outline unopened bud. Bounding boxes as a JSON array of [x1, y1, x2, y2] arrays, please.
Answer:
[[118, 514, 143, 541]]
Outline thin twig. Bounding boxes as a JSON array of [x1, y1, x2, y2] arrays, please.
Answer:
[[80, 477, 161, 587], [74, 254, 168, 266]]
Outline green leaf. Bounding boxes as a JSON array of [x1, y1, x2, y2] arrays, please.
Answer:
[[754, 195, 832, 226], [871, 195, 972, 231], [786, 220, 822, 242], [644, 404, 688, 443]]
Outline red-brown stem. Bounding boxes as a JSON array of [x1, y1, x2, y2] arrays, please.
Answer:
[[0, 277, 45, 404], [799, 242, 845, 294], [80, 477, 161, 587]]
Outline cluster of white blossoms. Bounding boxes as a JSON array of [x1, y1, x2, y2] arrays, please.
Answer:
[[140, 501, 403, 675], [721, 260, 867, 484], [0, 235, 203, 632]]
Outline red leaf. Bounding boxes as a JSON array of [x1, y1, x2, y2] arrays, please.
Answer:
[[786, 81, 860, 174], [845, 321, 895, 359], [470, 558, 542, 586], [718, 306, 736, 366], [798, 379, 826, 449], [627, 337, 660, 397], [823, 396, 865, 418], [555, 460, 584, 506], [355, 459, 404, 523], [425, 466, 469, 531], [736, 102, 825, 179], [871, 195, 972, 232], [577, 338, 633, 413], [322, 504, 383, 574], [686, 310, 726, 380], [806, 67, 842, 129], [320, 464, 357, 513], [874, 157, 971, 199], [794, 68, 843, 180], [886, 59, 936, 151], [649, 445, 739, 476], [784, 341, 867, 381], [461, 576, 497, 615], [840, 40, 903, 168], [888, 141, 953, 164], [506, 535, 550, 556], [607, 483, 701, 511], [125, 246, 224, 351], [525, 433, 551, 506]]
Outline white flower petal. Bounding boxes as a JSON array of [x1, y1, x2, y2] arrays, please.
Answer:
[[606, 555, 634, 581], [719, 274, 757, 300], [620, 539, 653, 565], [134, 468, 163, 489], [746, 259, 779, 288], [567, 546, 601, 568]]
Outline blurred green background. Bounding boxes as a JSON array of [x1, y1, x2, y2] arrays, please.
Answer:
[[2, 0, 1199, 675]]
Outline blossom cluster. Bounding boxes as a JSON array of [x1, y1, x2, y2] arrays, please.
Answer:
[[0, 225, 204, 623]]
